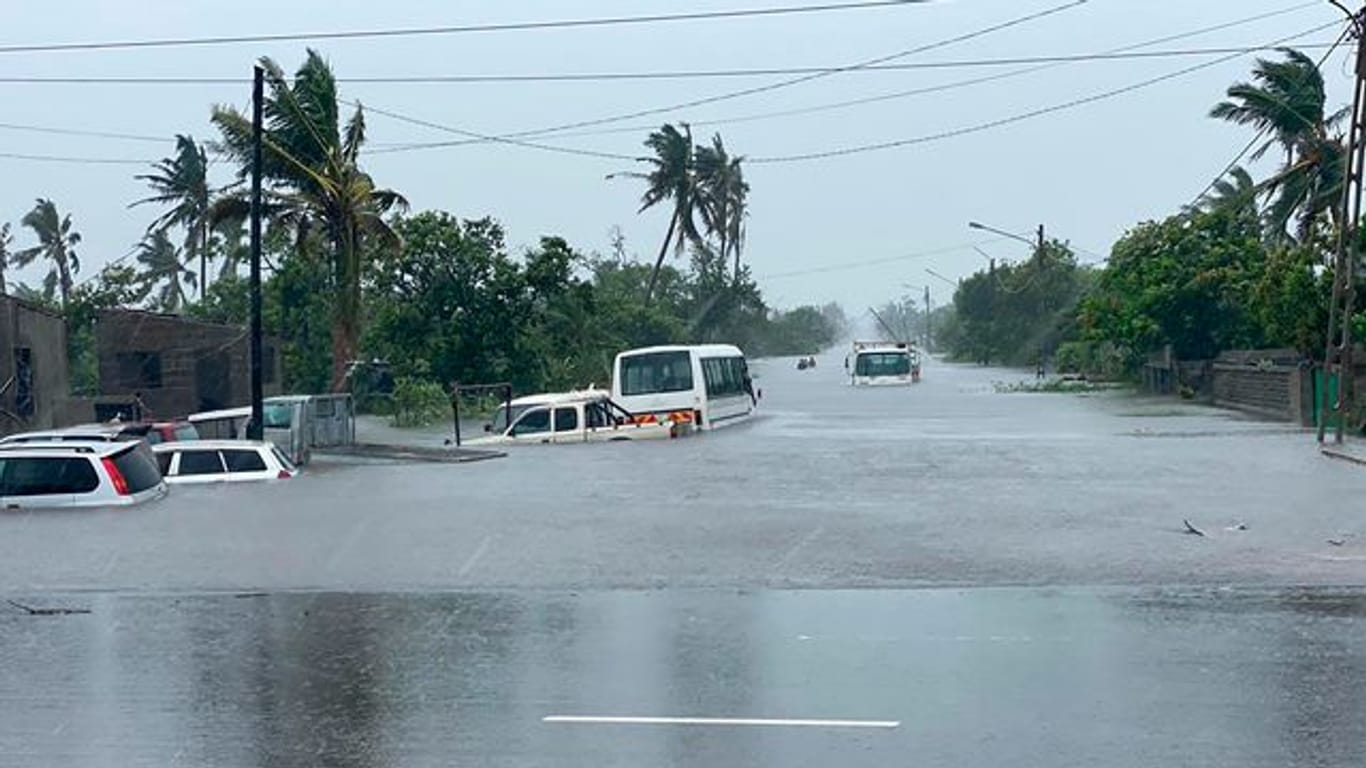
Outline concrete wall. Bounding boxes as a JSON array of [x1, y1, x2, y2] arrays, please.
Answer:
[[96, 310, 281, 419], [1209, 349, 1306, 423], [0, 296, 70, 433]]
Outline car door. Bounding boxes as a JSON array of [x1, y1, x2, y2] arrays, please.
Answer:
[[551, 406, 583, 444], [506, 407, 553, 444], [170, 449, 227, 484]]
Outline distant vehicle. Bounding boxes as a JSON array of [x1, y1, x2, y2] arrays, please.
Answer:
[[846, 341, 921, 386], [796, 356, 818, 371], [142, 421, 201, 445], [188, 394, 354, 465], [472, 390, 683, 446], [0, 440, 167, 509], [152, 440, 298, 485], [611, 344, 757, 430]]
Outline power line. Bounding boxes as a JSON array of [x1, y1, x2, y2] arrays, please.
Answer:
[[0, 121, 167, 143], [371, 3, 1333, 154], [0, 150, 149, 165], [0, 1, 926, 55], [354, 101, 637, 162], [748, 19, 1346, 164], [486, 0, 1090, 142], [761, 239, 1006, 279], [0, 44, 1347, 87]]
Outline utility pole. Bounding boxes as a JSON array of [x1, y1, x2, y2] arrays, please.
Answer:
[[1320, 5, 1366, 445], [924, 284, 932, 353], [1036, 224, 1046, 265], [248, 64, 265, 442]]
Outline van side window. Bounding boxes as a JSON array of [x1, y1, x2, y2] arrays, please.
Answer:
[[510, 408, 551, 436]]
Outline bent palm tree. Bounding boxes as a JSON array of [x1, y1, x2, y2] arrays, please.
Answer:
[[14, 199, 80, 307], [695, 134, 749, 282], [1194, 166, 1260, 219], [1210, 48, 1347, 240], [136, 229, 196, 312], [617, 123, 702, 302], [132, 135, 213, 296], [211, 49, 407, 390]]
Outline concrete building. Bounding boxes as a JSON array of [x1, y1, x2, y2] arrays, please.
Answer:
[[96, 309, 281, 419], [0, 295, 71, 433]]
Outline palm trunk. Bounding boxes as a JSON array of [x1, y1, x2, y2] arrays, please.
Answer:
[[329, 229, 362, 393], [645, 214, 679, 303], [57, 258, 72, 309]]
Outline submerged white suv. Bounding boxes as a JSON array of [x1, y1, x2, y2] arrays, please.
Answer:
[[0, 440, 168, 509]]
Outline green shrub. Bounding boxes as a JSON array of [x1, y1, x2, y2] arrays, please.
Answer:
[[390, 377, 449, 428]]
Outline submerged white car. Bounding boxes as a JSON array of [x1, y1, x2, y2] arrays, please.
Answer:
[[470, 390, 685, 446], [153, 440, 298, 485]]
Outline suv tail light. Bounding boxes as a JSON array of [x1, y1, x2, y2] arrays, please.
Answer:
[[277, 470, 293, 480], [101, 457, 131, 496]]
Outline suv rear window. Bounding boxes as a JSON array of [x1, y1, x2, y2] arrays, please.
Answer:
[[111, 445, 164, 493], [0, 457, 100, 496]]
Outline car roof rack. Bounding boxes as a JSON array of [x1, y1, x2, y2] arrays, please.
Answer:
[[0, 443, 99, 454]]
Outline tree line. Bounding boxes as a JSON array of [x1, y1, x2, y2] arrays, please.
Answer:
[[938, 47, 1353, 378], [1, 50, 842, 399]]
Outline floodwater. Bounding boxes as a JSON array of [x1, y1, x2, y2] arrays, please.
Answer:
[[3, 354, 1366, 766]]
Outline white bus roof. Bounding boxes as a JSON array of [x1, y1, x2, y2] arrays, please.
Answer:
[[616, 344, 745, 359], [188, 406, 251, 423]]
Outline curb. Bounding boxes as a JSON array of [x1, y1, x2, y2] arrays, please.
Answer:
[[1321, 447, 1366, 467]]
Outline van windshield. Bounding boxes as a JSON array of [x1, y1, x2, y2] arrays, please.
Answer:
[[263, 403, 294, 429], [856, 352, 911, 377], [620, 351, 694, 396]]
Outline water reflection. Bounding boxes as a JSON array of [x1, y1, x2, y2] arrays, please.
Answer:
[[2, 588, 1364, 767]]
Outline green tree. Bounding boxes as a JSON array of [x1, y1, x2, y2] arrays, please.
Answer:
[[136, 229, 197, 313], [1210, 48, 1347, 240], [694, 134, 749, 281], [618, 123, 702, 302], [14, 198, 80, 308], [132, 135, 213, 295], [1195, 166, 1259, 220], [212, 49, 407, 391], [1081, 210, 1268, 364]]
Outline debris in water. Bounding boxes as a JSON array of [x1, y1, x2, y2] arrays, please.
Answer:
[[1183, 519, 1206, 537], [6, 600, 90, 616], [1225, 523, 1249, 532]]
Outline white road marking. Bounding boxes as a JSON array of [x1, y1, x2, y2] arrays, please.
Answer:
[[542, 716, 900, 729], [457, 536, 494, 578]]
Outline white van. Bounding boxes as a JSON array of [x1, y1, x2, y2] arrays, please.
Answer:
[[611, 344, 757, 430]]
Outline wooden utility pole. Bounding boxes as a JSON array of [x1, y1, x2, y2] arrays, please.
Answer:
[[1320, 5, 1366, 444]]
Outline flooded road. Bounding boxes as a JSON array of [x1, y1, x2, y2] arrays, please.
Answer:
[[0, 355, 1362, 592], [3, 588, 1364, 767], [3, 356, 1366, 765]]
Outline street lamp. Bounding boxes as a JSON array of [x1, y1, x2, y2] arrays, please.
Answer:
[[969, 220, 1046, 258]]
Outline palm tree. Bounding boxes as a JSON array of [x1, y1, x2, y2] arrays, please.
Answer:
[[14, 199, 80, 307], [136, 229, 196, 312], [210, 49, 407, 391], [0, 222, 11, 296], [1210, 48, 1347, 240], [694, 134, 750, 282], [618, 123, 703, 302], [1194, 166, 1260, 219], [131, 135, 213, 296]]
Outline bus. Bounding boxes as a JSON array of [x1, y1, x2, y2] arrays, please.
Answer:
[[611, 344, 757, 430], [847, 341, 920, 386]]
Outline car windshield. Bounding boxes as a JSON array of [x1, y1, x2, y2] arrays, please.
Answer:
[[13, 11, 1366, 767], [855, 352, 912, 377]]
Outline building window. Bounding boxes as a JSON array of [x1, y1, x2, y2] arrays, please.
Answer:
[[14, 348, 33, 418], [117, 352, 163, 389]]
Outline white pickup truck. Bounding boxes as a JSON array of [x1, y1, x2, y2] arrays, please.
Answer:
[[470, 390, 687, 446]]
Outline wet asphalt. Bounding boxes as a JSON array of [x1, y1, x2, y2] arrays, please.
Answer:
[[2, 355, 1365, 765]]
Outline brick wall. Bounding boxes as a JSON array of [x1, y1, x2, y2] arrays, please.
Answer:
[[0, 296, 70, 433], [1210, 350, 1306, 422], [96, 310, 281, 419]]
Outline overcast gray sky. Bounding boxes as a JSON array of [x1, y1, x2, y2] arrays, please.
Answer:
[[0, 0, 1354, 312]]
